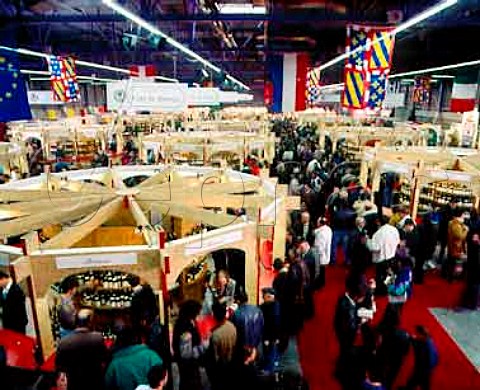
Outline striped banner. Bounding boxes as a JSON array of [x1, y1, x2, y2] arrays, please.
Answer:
[[368, 30, 395, 71], [270, 53, 309, 113], [343, 69, 367, 109], [306, 67, 321, 105]]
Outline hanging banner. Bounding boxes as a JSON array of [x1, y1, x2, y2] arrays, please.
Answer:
[[460, 109, 479, 147], [28, 90, 63, 105], [107, 81, 188, 112], [187, 87, 220, 106]]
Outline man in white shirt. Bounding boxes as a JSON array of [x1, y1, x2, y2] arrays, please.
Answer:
[[314, 217, 333, 289], [368, 217, 400, 296]]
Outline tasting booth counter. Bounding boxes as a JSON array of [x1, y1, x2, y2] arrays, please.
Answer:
[[12, 246, 162, 360]]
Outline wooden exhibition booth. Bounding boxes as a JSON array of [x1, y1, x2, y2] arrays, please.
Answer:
[[318, 125, 426, 153], [361, 147, 480, 219], [0, 165, 290, 360], [141, 131, 276, 166], [8, 121, 114, 166], [0, 142, 28, 176]]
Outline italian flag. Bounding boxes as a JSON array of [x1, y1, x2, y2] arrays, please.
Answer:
[[450, 70, 478, 113]]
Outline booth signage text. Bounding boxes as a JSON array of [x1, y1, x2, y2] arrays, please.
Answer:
[[56, 252, 138, 269]]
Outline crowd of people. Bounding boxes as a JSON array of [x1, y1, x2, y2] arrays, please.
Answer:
[[2, 118, 480, 390]]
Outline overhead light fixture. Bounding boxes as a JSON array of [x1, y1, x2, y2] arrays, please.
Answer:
[[218, 4, 267, 15], [20, 69, 50, 75], [154, 75, 179, 83], [431, 74, 455, 79], [102, 0, 220, 73], [102, 0, 250, 90], [318, 83, 344, 91], [27, 73, 118, 83], [1, 44, 136, 76], [389, 59, 480, 78], [202, 68, 209, 78], [226, 74, 250, 91], [318, 0, 458, 71]]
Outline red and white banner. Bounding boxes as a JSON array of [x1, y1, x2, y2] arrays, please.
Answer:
[[129, 65, 156, 79], [281, 53, 309, 112]]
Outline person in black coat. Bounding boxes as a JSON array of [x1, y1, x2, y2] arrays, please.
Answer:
[[334, 277, 363, 390], [130, 276, 159, 339], [416, 214, 438, 284], [56, 309, 108, 390], [377, 306, 411, 390], [465, 224, 480, 309], [399, 326, 438, 390], [0, 271, 28, 334]]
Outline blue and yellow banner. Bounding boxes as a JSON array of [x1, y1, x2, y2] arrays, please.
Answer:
[[343, 69, 366, 109], [368, 30, 395, 71]]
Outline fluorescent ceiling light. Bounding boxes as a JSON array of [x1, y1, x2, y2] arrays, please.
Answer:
[[318, 83, 344, 91], [154, 75, 178, 83], [102, 0, 221, 73], [27, 73, 118, 83], [218, 4, 267, 15], [319, 58, 480, 90], [392, 0, 457, 34], [201, 68, 209, 77], [318, 0, 457, 71], [431, 74, 455, 79], [102, 0, 250, 90], [20, 69, 50, 75], [226, 74, 251, 91], [389, 59, 480, 78], [1, 45, 131, 75]]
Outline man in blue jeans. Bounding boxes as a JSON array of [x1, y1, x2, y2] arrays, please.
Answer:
[[330, 196, 356, 265]]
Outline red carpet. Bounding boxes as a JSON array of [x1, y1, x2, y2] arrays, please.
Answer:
[[298, 267, 480, 390]]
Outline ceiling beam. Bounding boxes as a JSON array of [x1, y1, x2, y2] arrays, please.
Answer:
[[2, 12, 352, 24]]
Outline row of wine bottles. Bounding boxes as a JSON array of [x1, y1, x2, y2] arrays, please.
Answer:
[[81, 290, 133, 309], [75, 271, 134, 290]]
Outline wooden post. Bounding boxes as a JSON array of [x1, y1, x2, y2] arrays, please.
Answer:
[[410, 161, 424, 221]]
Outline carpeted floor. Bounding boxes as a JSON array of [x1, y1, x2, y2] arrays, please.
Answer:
[[430, 308, 480, 372], [297, 266, 480, 390]]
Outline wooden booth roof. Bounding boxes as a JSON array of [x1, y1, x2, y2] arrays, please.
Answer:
[[0, 166, 275, 248]]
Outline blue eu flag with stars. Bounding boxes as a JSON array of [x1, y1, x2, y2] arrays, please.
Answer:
[[0, 51, 32, 122]]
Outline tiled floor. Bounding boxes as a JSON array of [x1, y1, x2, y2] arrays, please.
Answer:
[[430, 308, 480, 372]]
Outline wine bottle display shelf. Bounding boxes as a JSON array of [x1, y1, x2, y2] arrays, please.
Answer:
[[398, 179, 475, 210]]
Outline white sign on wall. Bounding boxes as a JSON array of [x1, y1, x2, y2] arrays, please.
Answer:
[[28, 90, 63, 106], [187, 87, 220, 106], [184, 230, 243, 256], [107, 81, 188, 112], [56, 252, 138, 269], [384, 92, 406, 108]]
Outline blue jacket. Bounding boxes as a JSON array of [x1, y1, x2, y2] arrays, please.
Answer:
[[232, 304, 264, 349]]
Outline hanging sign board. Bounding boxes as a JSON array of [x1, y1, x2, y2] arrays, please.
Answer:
[[187, 87, 220, 106], [184, 230, 243, 256], [107, 81, 188, 112], [383, 92, 405, 108], [424, 169, 473, 183], [460, 109, 479, 148], [218, 91, 240, 104], [56, 252, 138, 269], [378, 161, 411, 175], [28, 91, 63, 106]]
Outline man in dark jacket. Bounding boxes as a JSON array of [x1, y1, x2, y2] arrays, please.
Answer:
[[465, 226, 480, 309], [0, 271, 28, 334], [334, 277, 363, 390], [400, 326, 438, 390], [56, 309, 108, 390], [260, 288, 281, 373], [232, 289, 264, 357]]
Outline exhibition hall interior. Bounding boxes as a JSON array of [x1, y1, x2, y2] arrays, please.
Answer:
[[0, 1, 480, 390]]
